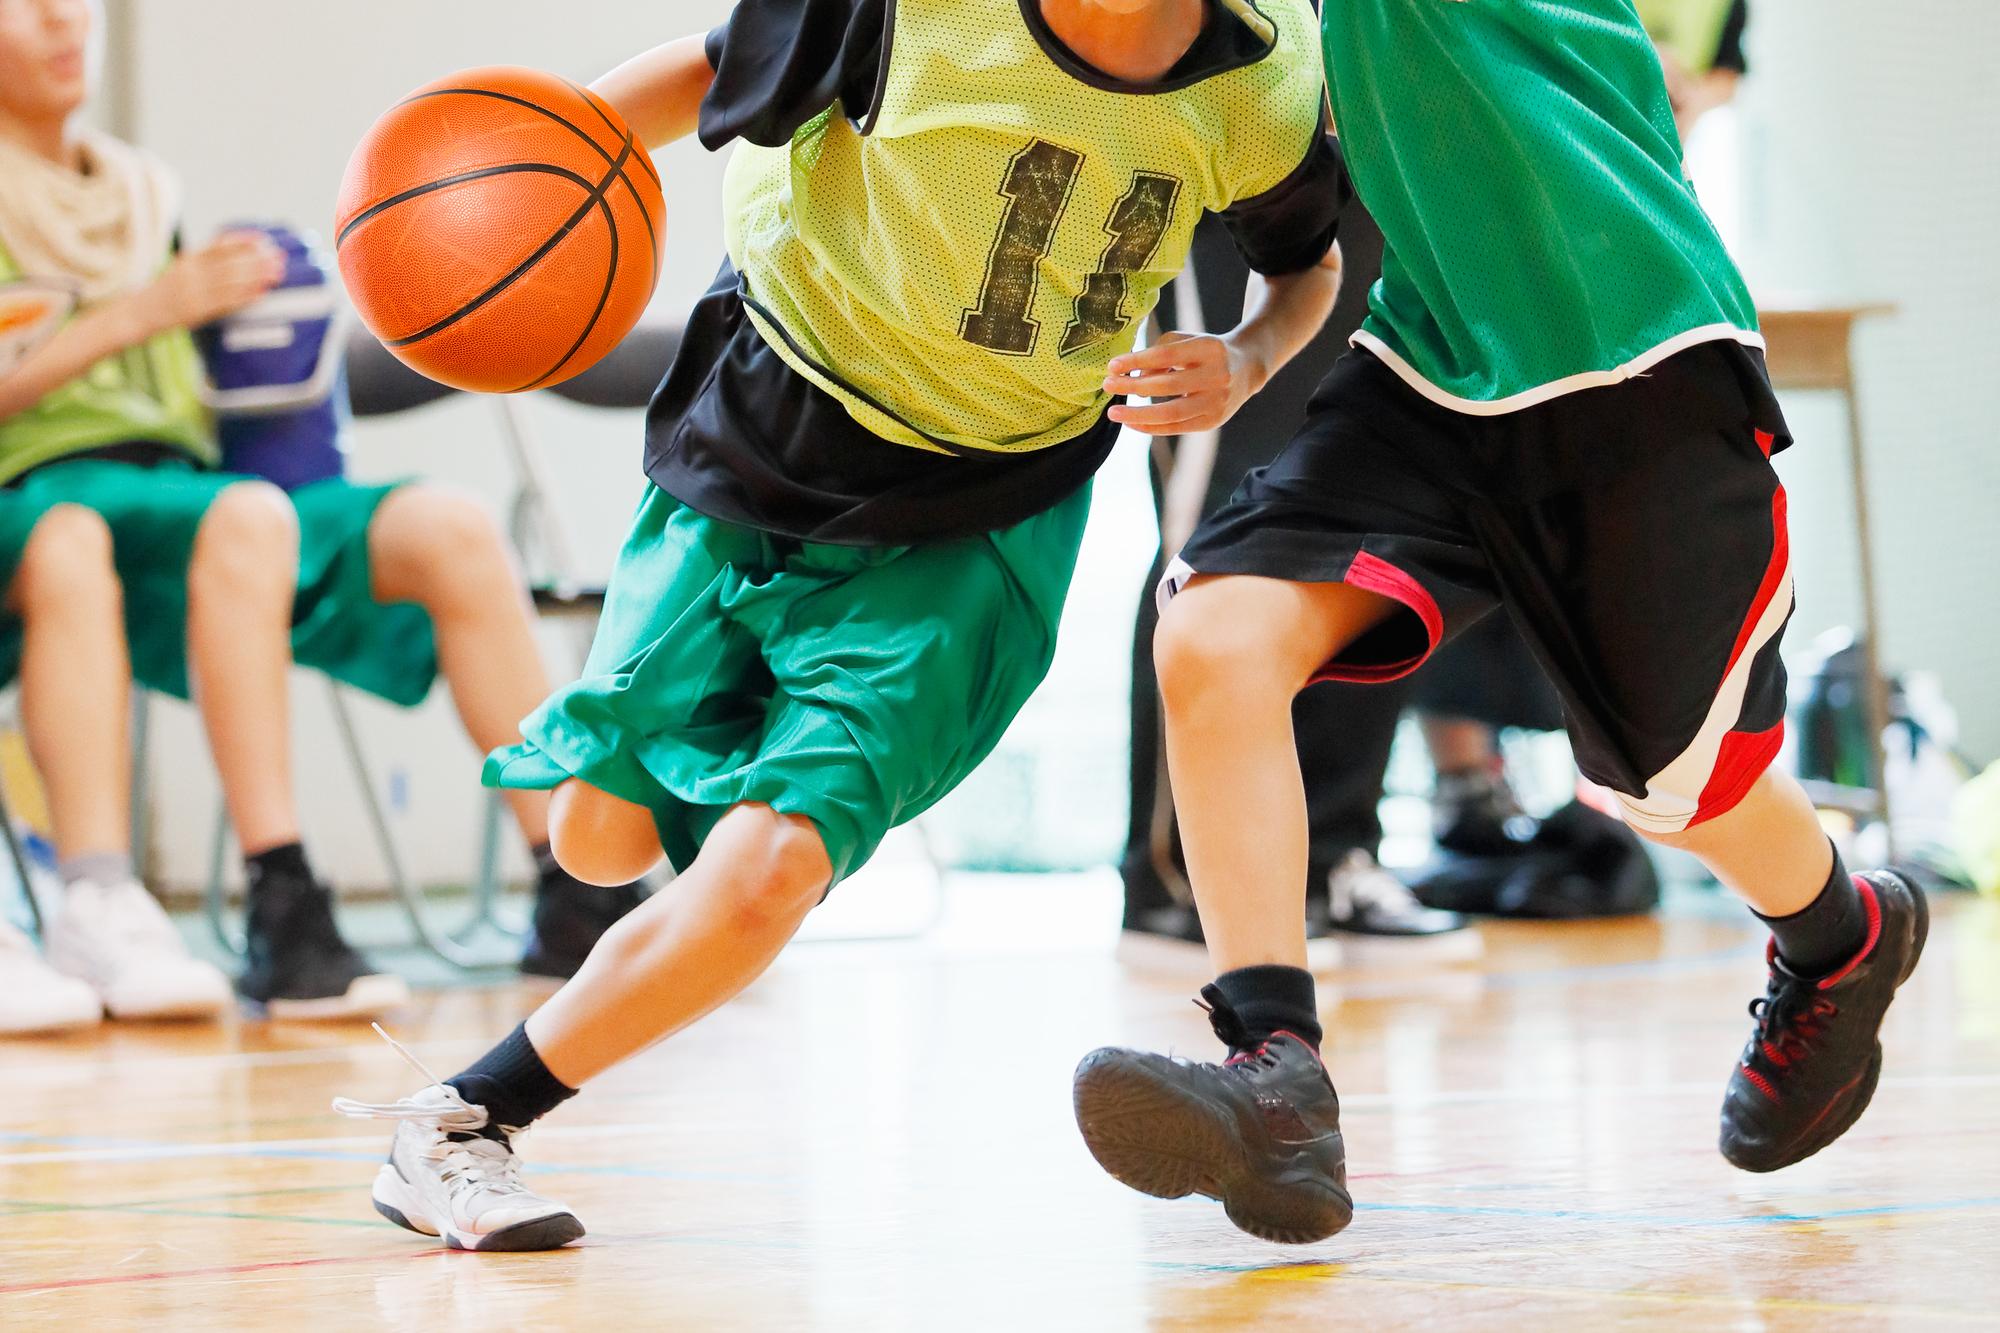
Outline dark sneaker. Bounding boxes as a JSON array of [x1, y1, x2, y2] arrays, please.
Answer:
[[520, 871, 646, 980], [238, 871, 408, 1020], [1320, 851, 1482, 964], [1431, 767, 1530, 858], [1719, 869, 1929, 1172], [1073, 989, 1352, 1244]]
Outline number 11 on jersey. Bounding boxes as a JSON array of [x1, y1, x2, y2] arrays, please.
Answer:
[[960, 139, 1180, 359]]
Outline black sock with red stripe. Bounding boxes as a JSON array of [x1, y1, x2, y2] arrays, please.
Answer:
[[1207, 965, 1323, 1053], [1754, 844, 1867, 978]]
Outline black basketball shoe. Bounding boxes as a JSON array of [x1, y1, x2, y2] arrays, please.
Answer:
[[1073, 989, 1353, 1244], [520, 871, 647, 980], [1719, 869, 1929, 1173], [237, 870, 408, 1020]]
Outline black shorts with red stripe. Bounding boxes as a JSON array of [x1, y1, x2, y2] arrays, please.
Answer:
[[1165, 339, 1795, 834]]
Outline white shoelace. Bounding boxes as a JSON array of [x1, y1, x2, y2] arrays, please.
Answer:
[[332, 1025, 540, 1203]]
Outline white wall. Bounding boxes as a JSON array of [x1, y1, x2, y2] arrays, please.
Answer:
[[1735, 0, 2000, 757]]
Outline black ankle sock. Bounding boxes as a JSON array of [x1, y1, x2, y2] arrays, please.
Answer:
[[1755, 845, 1867, 978], [245, 841, 314, 893], [447, 1024, 577, 1138], [1210, 965, 1323, 1052]]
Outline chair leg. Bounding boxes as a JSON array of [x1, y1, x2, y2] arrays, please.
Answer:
[[323, 682, 502, 969], [0, 785, 46, 937]]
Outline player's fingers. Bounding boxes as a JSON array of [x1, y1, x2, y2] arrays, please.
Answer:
[[1109, 397, 1209, 432], [1105, 335, 1218, 378], [1109, 365, 1207, 397]]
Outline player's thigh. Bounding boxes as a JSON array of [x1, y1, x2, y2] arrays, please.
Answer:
[[1481, 347, 1792, 830]]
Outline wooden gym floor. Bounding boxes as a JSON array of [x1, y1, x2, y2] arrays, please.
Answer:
[[2, 872, 1996, 1330]]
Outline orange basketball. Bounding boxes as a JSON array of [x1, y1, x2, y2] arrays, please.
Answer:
[[335, 66, 664, 394]]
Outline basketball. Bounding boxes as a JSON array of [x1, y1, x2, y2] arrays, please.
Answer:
[[333, 66, 664, 393]]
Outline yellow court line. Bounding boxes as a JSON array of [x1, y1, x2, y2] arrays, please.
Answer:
[[1236, 1265, 1990, 1322]]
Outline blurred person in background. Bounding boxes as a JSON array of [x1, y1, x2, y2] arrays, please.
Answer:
[[0, 0, 639, 1023]]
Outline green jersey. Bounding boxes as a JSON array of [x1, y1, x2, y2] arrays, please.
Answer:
[[1323, 0, 1761, 413], [0, 239, 215, 484], [723, 0, 1327, 455]]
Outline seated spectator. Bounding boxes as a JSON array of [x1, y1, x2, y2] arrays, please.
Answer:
[[0, 0, 640, 1019]]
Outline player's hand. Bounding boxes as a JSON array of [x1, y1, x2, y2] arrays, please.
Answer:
[[139, 231, 285, 334], [1103, 331, 1263, 436]]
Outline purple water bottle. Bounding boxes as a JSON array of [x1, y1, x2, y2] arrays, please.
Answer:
[[196, 224, 350, 490]]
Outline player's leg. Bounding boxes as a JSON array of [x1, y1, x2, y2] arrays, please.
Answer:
[[183, 479, 406, 1016], [1075, 351, 1493, 1244], [361, 484, 639, 978], [6, 502, 230, 1021], [336, 486, 1091, 1251], [1485, 342, 1924, 1174], [1154, 574, 1398, 972]]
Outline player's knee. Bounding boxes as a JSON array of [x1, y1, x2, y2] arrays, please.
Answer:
[[390, 488, 510, 580], [11, 504, 118, 616], [549, 780, 664, 886], [722, 807, 831, 932], [1154, 594, 1281, 708], [193, 481, 299, 590]]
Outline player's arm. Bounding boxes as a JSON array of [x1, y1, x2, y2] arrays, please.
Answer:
[[1107, 133, 1352, 437], [590, 35, 714, 150], [596, 0, 886, 154], [0, 232, 279, 423]]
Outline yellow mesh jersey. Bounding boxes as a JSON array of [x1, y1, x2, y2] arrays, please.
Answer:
[[723, 0, 1325, 455]]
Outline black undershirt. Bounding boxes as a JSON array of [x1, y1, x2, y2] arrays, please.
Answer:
[[652, 0, 1346, 546]]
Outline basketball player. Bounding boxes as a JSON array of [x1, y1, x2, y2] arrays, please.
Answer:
[[336, 0, 1344, 1250], [1071, 0, 1927, 1243]]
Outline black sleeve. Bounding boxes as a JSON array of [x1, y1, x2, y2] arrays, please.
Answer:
[[1712, 0, 1749, 75], [698, 0, 889, 151], [1218, 130, 1352, 277]]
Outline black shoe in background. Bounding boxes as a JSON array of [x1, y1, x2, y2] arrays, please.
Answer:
[[1719, 869, 1929, 1172], [1073, 988, 1352, 1244], [237, 870, 409, 1020], [520, 869, 647, 980], [1431, 767, 1530, 858]]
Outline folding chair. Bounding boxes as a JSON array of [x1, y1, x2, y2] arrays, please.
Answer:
[[197, 324, 682, 967]]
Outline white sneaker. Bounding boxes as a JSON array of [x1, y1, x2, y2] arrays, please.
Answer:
[[44, 879, 233, 1020], [1324, 851, 1485, 967], [334, 1027, 584, 1252], [0, 918, 102, 1034]]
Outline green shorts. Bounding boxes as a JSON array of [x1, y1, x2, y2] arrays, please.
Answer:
[[0, 458, 438, 704], [485, 483, 1092, 883]]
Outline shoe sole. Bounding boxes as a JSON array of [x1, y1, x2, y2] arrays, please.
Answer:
[[1073, 1050, 1353, 1245], [1726, 871, 1931, 1173], [370, 1164, 585, 1252], [259, 974, 411, 1022], [1331, 928, 1485, 970]]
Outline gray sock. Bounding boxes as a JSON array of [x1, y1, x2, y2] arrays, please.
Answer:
[[60, 850, 134, 887]]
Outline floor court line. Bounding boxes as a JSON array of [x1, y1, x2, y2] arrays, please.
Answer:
[[1143, 1260, 1992, 1322]]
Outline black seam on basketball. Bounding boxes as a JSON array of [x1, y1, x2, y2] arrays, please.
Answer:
[[403, 85, 659, 285], [558, 76, 661, 188], [335, 162, 596, 250], [516, 134, 626, 391], [386, 133, 637, 352], [554, 76, 660, 293]]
